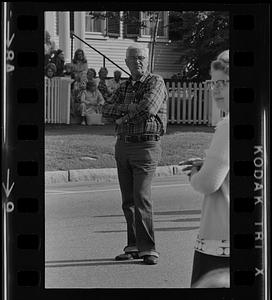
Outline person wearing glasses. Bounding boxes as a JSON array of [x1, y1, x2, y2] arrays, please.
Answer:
[[180, 50, 230, 287], [102, 45, 168, 265]]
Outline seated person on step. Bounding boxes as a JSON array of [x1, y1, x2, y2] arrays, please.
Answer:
[[79, 80, 105, 125]]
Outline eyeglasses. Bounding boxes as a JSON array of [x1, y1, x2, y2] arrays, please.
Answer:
[[127, 56, 146, 61], [208, 80, 229, 90]]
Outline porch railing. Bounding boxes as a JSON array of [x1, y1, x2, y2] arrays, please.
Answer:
[[44, 77, 72, 124]]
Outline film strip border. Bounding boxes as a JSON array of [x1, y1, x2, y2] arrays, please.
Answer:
[[1, 3, 269, 300], [231, 8, 269, 300]]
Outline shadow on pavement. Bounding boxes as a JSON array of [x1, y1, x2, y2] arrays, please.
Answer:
[[156, 218, 200, 223], [94, 226, 199, 233], [45, 258, 144, 268], [93, 209, 201, 218], [117, 218, 201, 224]]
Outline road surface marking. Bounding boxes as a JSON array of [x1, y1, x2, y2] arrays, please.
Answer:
[[46, 183, 190, 196]]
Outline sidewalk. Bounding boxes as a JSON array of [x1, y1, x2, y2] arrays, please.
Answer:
[[45, 165, 187, 185]]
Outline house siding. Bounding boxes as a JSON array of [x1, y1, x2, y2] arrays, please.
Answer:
[[45, 12, 184, 79], [82, 37, 149, 78], [82, 38, 183, 79], [153, 42, 183, 79]]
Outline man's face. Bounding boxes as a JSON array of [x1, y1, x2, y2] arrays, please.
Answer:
[[125, 48, 148, 79]]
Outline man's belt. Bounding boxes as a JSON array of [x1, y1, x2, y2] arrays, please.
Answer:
[[117, 134, 160, 143]]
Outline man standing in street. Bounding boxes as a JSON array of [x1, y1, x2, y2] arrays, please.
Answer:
[[102, 45, 168, 265]]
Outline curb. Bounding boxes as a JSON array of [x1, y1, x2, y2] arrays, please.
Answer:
[[45, 165, 186, 185]]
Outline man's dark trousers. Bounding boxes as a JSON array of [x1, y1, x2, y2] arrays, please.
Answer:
[[115, 139, 162, 257]]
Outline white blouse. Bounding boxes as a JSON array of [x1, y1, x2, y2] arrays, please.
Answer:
[[190, 114, 229, 241]]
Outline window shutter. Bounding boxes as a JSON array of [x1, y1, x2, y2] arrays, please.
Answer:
[[107, 12, 120, 37], [124, 11, 140, 36], [70, 11, 74, 32], [56, 12, 59, 35], [157, 11, 165, 37]]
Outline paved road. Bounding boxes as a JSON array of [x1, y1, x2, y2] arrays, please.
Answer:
[[45, 176, 202, 288]]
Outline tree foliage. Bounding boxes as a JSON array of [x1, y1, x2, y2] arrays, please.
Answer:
[[88, 11, 229, 81], [169, 11, 229, 82]]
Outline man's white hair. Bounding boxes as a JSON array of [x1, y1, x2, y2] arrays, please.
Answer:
[[126, 45, 148, 58]]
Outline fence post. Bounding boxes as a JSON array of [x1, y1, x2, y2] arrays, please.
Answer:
[[193, 82, 198, 124], [203, 82, 208, 124], [59, 77, 72, 124], [177, 82, 181, 124], [187, 82, 192, 124], [166, 81, 170, 123], [53, 78, 58, 123], [48, 79, 54, 123], [171, 81, 176, 123], [208, 88, 212, 125], [57, 78, 61, 123], [198, 82, 203, 124], [182, 82, 187, 123]]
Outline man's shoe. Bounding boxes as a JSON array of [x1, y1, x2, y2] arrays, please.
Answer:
[[115, 252, 139, 261], [142, 255, 158, 265]]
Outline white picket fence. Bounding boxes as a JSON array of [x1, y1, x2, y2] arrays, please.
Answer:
[[44, 77, 72, 124], [166, 81, 223, 125], [44, 79, 223, 126]]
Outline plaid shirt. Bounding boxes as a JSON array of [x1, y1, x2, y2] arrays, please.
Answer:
[[102, 72, 168, 136]]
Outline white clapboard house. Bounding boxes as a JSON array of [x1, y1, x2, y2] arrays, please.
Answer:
[[44, 11, 223, 125], [45, 11, 184, 78]]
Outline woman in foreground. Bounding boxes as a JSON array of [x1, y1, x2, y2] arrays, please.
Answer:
[[181, 50, 230, 288]]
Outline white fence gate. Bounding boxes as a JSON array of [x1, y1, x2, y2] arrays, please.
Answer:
[[44, 77, 72, 124], [166, 81, 223, 126]]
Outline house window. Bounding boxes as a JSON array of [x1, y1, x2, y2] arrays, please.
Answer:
[[123, 11, 141, 37], [85, 11, 106, 34], [141, 11, 167, 38], [106, 11, 120, 37]]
